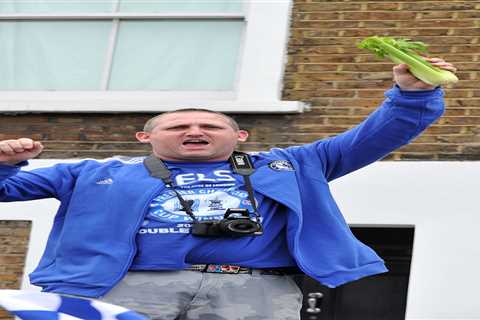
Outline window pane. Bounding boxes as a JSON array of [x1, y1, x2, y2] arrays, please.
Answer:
[[0, 0, 115, 13], [109, 20, 243, 91], [119, 0, 243, 13], [0, 21, 111, 90]]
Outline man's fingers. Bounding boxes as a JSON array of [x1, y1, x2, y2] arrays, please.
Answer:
[[392, 64, 410, 77], [395, 60, 457, 74], [433, 63, 457, 73], [9, 140, 27, 153], [0, 139, 43, 164], [32, 142, 44, 154], [0, 142, 16, 155], [18, 138, 35, 150], [393, 64, 408, 72], [0, 139, 42, 155], [426, 58, 457, 73], [426, 57, 445, 63], [33, 141, 43, 150]]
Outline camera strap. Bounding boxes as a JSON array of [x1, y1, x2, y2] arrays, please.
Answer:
[[229, 151, 261, 222], [143, 151, 260, 222], [143, 155, 199, 222]]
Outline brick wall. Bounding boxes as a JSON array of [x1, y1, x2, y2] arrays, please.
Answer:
[[0, 221, 31, 320], [283, 0, 480, 160]]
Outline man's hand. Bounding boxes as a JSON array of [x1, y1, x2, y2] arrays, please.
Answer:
[[393, 58, 457, 91], [0, 138, 44, 165]]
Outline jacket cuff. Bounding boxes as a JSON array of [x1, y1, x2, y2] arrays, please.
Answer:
[[393, 84, 443, 98], [385, 85, 444, 110], [0, 160, 29, 170]]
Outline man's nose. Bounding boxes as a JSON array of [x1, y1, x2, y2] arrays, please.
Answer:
[[185, 126, 203, 135]]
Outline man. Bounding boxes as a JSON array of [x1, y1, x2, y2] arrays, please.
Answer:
[[0, 60, 455, 320]]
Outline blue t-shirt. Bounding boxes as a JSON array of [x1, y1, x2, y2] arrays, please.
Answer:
[[130, 160, 296, 270]]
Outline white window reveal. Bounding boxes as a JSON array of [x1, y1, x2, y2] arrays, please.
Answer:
[[0, 0, 307, 113]]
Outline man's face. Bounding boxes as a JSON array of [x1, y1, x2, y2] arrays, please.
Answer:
[[136, 112, 248, 162]]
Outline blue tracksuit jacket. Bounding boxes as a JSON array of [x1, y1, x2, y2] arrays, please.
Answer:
[[0, 86, 444, 298]]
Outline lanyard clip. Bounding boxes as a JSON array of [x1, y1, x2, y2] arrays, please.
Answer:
[[230, 152, 254, 176]]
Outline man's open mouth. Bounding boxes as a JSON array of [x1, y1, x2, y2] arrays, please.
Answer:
[[182, 139, 209, 146]]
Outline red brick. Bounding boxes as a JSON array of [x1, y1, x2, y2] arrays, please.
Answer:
[[418, 11, 455, 19], [293, 3, 361, 12], [457, 11, 480, 19], [365, 3, 401, 11], [401, 2, 477, 11], [342, 11, 417, 21]]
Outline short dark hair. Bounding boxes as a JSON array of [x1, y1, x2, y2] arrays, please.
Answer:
[[143, 108, 240, 132]]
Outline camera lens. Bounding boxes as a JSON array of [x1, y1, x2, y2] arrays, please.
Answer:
[[233, 223, 252, 231], [225, 220, 259, 234]]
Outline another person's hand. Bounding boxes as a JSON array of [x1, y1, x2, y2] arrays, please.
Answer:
[[0, 138, 43, 165], [393, 58, 457, 91]]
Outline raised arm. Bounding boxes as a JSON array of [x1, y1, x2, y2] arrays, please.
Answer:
[[0, 138, 79, 201], [284, 59, 455, 181]]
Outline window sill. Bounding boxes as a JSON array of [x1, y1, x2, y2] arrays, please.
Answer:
[[0, 92, 310, 113]]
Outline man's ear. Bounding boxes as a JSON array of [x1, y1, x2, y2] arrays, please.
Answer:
[[237, 130, 249, 142], [135, 132, 150, 143]]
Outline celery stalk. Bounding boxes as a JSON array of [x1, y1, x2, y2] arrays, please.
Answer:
[[358, 36, 458, 86]]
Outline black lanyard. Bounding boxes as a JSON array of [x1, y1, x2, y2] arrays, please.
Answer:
[[143, 151, 261, 223]]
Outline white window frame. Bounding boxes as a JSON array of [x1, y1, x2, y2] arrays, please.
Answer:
[[0, 0, 308, 113]]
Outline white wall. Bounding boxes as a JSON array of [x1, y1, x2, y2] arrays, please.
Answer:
[[329, 162, 480, 320], [1, 160, 479, 320]]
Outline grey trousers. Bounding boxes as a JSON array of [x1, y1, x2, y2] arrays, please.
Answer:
[[101, 270, 303, 320]]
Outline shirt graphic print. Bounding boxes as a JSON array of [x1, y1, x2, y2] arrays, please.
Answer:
[[130, 160, 295, 270]]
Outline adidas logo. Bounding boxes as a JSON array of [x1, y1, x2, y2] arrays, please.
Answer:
[[96, 178, 113, 185]]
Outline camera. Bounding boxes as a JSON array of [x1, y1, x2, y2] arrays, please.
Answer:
[[191, 208, 263, 237]]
